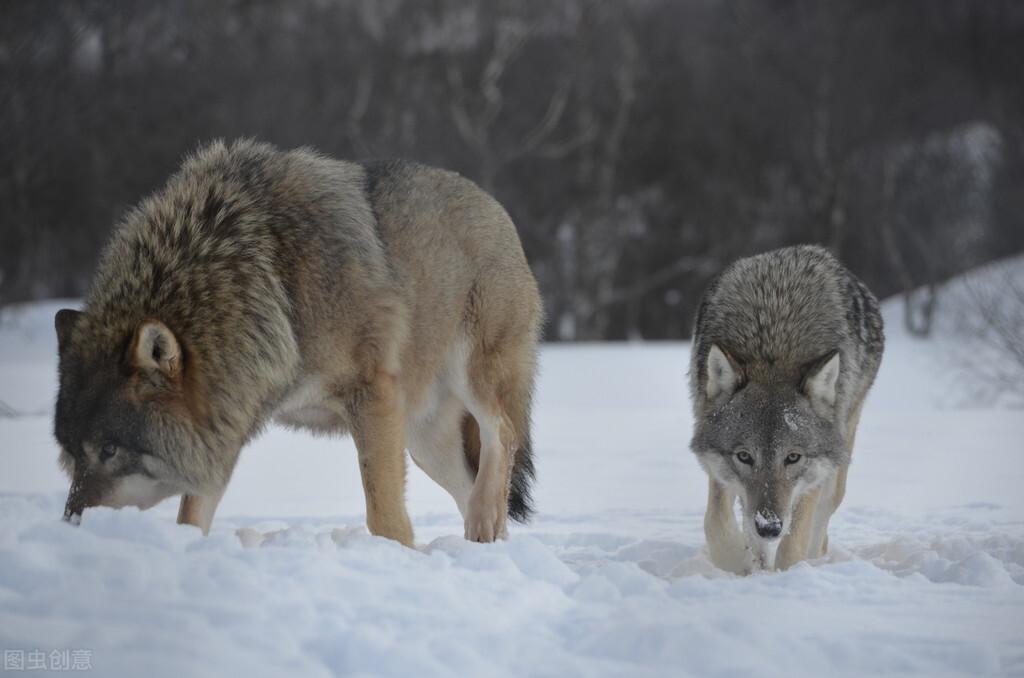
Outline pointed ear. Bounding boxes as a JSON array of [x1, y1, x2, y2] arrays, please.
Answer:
[[706, 344, 741, 400], [55, 309, 83, 349], [804, 351, 840, 411], [131, 319, 182, 378]]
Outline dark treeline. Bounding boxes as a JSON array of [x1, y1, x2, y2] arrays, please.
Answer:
[[2, 0, 1022, 339]]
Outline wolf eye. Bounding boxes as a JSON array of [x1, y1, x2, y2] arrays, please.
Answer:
[[99, 443, 119, 463], [785, 452, 803, 464], [735, 450, 754, 465]]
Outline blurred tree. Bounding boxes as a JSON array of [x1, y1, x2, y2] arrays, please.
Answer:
[[1, 0, 1022, 339]]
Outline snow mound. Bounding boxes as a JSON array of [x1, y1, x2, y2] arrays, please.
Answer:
[[1, 494, 1023, 678], [848, 535, 1023, 587]]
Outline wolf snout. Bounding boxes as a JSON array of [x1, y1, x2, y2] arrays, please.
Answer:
[[62, 493, 85, 525], [754, 509, 782, 539], [63, 491, 82, 525], [62, 474, 96, 526]]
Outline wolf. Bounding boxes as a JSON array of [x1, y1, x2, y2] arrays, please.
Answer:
[[689, 245, 883, 573], [53, 139, 543, 546]]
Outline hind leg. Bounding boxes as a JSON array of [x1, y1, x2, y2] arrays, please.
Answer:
[[407, 393, 476, 517], [458, 351, 522, 543], [461, 406, 514, 542]]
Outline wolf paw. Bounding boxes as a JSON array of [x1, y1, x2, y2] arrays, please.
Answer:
[[465, 490, 508, 543]]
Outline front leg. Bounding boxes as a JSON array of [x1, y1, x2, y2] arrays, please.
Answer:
[[177, 487, 225, 535], [352, 371, 415, 547], [809, 465, 848, 558], [704, 478, 756, 574], [775, 486, 823, 570]]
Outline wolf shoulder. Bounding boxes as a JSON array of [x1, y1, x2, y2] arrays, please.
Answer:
[[179, 140, 517, 245]]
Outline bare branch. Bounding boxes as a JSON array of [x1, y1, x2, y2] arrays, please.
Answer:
[[478, 20, 527, 130], [446, 63, 484, 151], [518, 79, 572, 154], [533, 125, 598, 159], [598, 256, 721, 309]]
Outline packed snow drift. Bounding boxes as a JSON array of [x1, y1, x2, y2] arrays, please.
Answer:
[[1, 271, 1022, 676]]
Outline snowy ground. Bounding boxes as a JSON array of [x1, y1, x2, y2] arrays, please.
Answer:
[[1, 285, 1023, 677]]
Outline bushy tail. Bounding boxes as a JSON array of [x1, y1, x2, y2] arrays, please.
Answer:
[[504, 376, 536, 523], [507, 432, 536, 523]]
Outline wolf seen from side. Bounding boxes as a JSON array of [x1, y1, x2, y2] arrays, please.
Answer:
[[53, 139, 543, 545]]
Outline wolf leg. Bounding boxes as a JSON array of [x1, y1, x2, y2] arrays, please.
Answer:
[[462, 409, 513, 542], [460, 336, 531, 543], [814, 464, 850, 557], [802, 466, 844, 559], [810, 407, 860, 558], [353, 371, 414, 547], [177, 487, 225, 536], [831, 463, 849, 514], [406, 393, 476, 517], [775, 486, 823, 570], [705, 479, 755, 574]]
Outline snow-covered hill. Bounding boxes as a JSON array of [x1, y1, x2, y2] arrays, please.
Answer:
[[1, 271, 1022, 676]]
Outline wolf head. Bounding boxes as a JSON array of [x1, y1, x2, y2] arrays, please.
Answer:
[[53, 309, 212, 523], [691, 344, 847, 543]]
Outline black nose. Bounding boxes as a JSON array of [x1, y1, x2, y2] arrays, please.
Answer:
[[754, 510, 782, 539]]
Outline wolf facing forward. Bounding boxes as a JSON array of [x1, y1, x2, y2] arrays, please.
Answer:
[[53, 139, 543, 545], [689, 245, 883, 573]]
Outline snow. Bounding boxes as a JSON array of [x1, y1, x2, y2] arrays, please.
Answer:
[[1, 283, 1023, 677], [754, 509, 780, 531]]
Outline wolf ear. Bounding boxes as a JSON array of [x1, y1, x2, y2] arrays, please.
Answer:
[[55, 309, 82, 350], [131, 319, 181, 379], [706, 344, 741, 400], [804, 351, 840, 411]]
